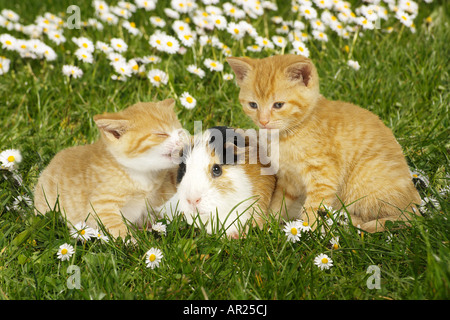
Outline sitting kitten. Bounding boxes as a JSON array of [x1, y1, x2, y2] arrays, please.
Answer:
[[227, 54, 421, 232], [34, 99, 184, 238]]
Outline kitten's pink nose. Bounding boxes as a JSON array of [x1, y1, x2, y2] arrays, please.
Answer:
[[259, 119, 270, 127], [187, 197, 201, 207]]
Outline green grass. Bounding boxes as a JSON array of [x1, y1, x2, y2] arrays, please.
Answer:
[[0, 0, 449, 300]]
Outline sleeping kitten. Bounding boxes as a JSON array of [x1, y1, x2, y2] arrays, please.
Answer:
[[227, 54, 421, 232], [34, 99, 184, 238]]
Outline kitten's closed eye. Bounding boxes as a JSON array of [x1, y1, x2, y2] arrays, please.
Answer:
[[152, 132, 169, 138]]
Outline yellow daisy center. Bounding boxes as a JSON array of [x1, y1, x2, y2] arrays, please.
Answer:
[[302, 221, 309, 227], [291, 227, 298, 235], [61, 248, 68, 255], [149, 254, 156, 262], [210, 62, 217, 67], [130, 22, 136, 28], [167, 41, 173, 47], [80, 229, 86, 235], [333, 244, 339, 250], [132, 64, 139, 70], [153, 75, 161, 82], [7, 155, 15, 162], [5, 40, 12, 45], [186, 97, 193, 103], [321, 257, 328, 264], [234, 28, 239, 34], [82, 43, 88, 48]]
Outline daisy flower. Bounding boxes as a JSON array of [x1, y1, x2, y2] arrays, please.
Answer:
[[148, 69, 168, 87], [226, 22, 246, 40], [112, 60, 132, 78], [247, 44, 262, 52], [283, 220, 302, 243], [149, 32, 166, 52], [171, 0, 197, 14], [145, 247, 163, 269], [291, 40, 310, 57], [93, 229, 109, 242], [256, 36, 274, 50], [152, 222, 167, 235], [110, 38, 128, 53], [312, 30, 328, 42], [1, 9, 20, 22], [180, 92, 197, 110], [57, 243, 75, 261], [356, 17, 375, 30], [203, 58, 223, 72], [161, 35, 180, 54], [0, 149, 22, 170], [73, 36, 94, 52], [0, 56, 11, 75], [75, 48, 94, 64], [62, 64, 83, 79], [223, 73, 234, 81], [108, 52, 126, 64], [314, 253, 333, 270], [149, 16, 166, 28], [0, 33, 16, 51], [347, 60, 360, 71], [298, 219, 312, 232], [135, 0, 157, 11], [395, 10, 413, 27], [330, 236, 340, 250], [95, 41, 113, 54], [172, 20, 191, 34], [299, 5, 318, 20], [210, 14, 227, 30], [111, 6, 132, 19], [141, 55, 161, 64], [47, 30, 66, 45], [178, 31, 196, 47], [70, 222, 96, 242], [122, 21, 141, 36], [187, 64, 205, 78], [410, 169, 429, 189]]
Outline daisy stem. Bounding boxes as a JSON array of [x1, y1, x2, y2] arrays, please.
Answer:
[[347, 27, 360, 60], [397, 24, 405, 43]]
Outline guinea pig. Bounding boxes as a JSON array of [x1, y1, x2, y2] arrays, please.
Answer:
[[161, 126, 276, 238]]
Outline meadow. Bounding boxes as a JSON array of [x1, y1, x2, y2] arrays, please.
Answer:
[[0, 0, 449, 301]]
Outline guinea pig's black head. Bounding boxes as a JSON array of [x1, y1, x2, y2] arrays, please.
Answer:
[[208, 126, 244, 165]]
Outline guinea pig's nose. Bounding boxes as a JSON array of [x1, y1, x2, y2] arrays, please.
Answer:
[[187, 197, 201, 206]]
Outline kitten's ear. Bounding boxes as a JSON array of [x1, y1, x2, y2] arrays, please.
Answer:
[[285, 61, 315, 87], [94, 115, 130, 141], [226, 57, 253, 85], [158, 98, 175, 109]]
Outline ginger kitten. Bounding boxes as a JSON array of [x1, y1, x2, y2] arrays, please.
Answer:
[[34, 99, 184, 238], [227, 55, 421, 232]]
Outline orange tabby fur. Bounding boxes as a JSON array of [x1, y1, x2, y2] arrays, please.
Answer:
[[34, 99, 182, 238], [227, 55, 421, 232]]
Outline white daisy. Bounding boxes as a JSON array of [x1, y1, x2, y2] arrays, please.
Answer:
[[272, 36, 287, 48], [70, 222, 96, 242], [330, 236, 340, 250], [203, 58, 223, 72], [312, 30, 328, 42], [47, 30, 66, 45], [0, 149, 22, 170], [110, 38, 128, 53], [75, 47, 94, 63], [347, 59, 360, 71], [95, 41, 113, 54], [246, 44, 262, 52], [395, 10, 413, 27], [149, 16, 166, 28], [57, 243, 75, 261], [122, 21, 141, 36], [161, 35, 180, 54], [152, 222, 167, 235], [314, 253, 333, 270], [180, 92, 197, 109], [148, 69, 168, 87], [107, 52, 126, 64], [62, 65, 83, 79], [223, 73, 234, 81], [186, 64, 206, 78], [283, 220, 302, 243], [141, 55, 161, 64], [291, 40, 310, 57], [178, 31, 196, 47], [135, 0, 156, 11], [256, 36, 274, 49], [209, 14, 227, 30], [0, 33, 16, 51], [226, 22, 246, 40], [1, 9, 20, 22], [73, 36, 94, 52], [298, 219, 312, 232], [0, 56, 11, 75], [299, 5, 318, 20], [145, 247, 163, 269], [149, 32, 166, 52], [112, 60, 132, 77], [93, 229, 109, 242]]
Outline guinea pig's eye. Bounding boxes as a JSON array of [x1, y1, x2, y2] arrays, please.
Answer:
[[248, 102, 258, 109], [273, 102, 284, 109], [211, 164, 222, 177]]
